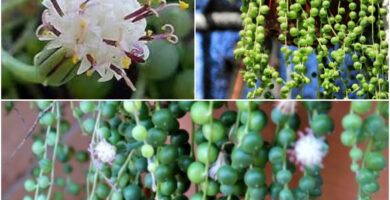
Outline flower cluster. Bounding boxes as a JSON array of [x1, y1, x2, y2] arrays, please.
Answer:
[[37, 0, 187, 90], [289, 128, 328, 170]]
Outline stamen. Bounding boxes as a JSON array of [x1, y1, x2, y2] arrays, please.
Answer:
[[80, 0, 90, 10], [138, 24, 179, 44], [103, 39, 118, 47], [50, 0, 64, 17], [179, 1, 189, 9], [72, 54, 79, 64], [124, 5, 150, 20], [86, 69, 94, 77], [86, 54, 96, 66], [122, 57, 131, 69], [80, 19, 87, 30], [109, 65, 136, 91], [125, 44, 146, 63], [48, 25, 61, 36]]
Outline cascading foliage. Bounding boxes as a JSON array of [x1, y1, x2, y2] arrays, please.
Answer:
[[9, 101, 387, 200], [234, 0, 389, 99], [341, 101, 388, 200]]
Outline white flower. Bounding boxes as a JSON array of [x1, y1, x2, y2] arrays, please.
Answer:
[[276, 101, 297, 115], [95, 139, 116, 163], [289, 128, 328, 170], [36, 0, 183, 90]]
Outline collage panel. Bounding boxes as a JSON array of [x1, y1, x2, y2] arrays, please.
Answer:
[[2, 0, 194, 99], [195, 0, 389, 99], [1, 101, 389, 199]]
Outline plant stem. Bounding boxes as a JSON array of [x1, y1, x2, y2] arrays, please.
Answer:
[[46, 102, 61, 200], [2, 49, 43, 83], [34, 104, 55, 200], [202, 101, 214, 200]]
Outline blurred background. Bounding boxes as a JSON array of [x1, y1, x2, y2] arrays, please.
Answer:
[[2, 0, 194, 99], [2, 101, 389, 199]]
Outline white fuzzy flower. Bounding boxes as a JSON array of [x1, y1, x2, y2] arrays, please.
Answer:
[[36, 0, 183, 90], [289, 128, 328, 170], [95, 139, 116, 163]]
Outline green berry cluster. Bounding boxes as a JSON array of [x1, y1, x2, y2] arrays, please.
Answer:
[[10, 101, 387, 200], [24, 101, 85, 200], [341, 101, 388, 199], [235, 0, 389, 99]]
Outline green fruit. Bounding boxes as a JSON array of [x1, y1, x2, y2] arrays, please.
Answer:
[[311, 114, 334, 136], [79, 101, 95, 113], [132, 125, 147, 141], [146, 128, 167, 147], [158, 145, 179, 164], [190, 102, 210, 124], [351, 101, 372, 114], [82, 118, 96, 133], [201, 180, 220, 196], [217, 165, 238, 185], [196, 143, 218, 164], [173, 69, 194, 99], [37, 176, 50, 189], [155, 165, 173, 182], [187, 162, 205, 184], [244, 168, 266, 188], [39, 113, 55, 126], [141, 144, 154, 158], [123, 101, 142, 113], [342, 113, 362, 130], [279, 188, 294, 200], [231, 148, 253, 168], [269, 146, 284, 164], [276, 169, 292, 184], [24, 179, 36, 192], [364, 114, 386, 136], [152, 109, 177, 131], [242, 132, 264, 152], [202, 120, 226, 142], [341, 130, 357, 146], [32, 140, 45, 156], [160, 179, 177, 195], [39, 158, 52, 173], [366, 152, 386, 171], [278, 126, 296, 146], [123, 185, 142, 200], [299, 175, 316, 191], [96, 183, 110, 198], [236, 101, 257, 111], [139, 40, 179, 80]]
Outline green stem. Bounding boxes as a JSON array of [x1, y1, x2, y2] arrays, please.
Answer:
[[46, 102, 61, 200], [202, 101, 214, 200], [2, 49, 43, 83], [34, 104, 55, 200], [87, 104, 102, 200]]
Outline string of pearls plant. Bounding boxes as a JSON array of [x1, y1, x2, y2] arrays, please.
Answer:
[[234, 0, 389, 99]]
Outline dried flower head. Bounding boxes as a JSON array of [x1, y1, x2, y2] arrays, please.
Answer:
[[209, 150, 229, 180], [276, 101, 297, 115], [37, 0, 186, 90], [288, 128, 328, 171], [89, 138, 116, 168]]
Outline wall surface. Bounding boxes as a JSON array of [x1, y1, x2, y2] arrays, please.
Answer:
[[1, 101, 389, 200]]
